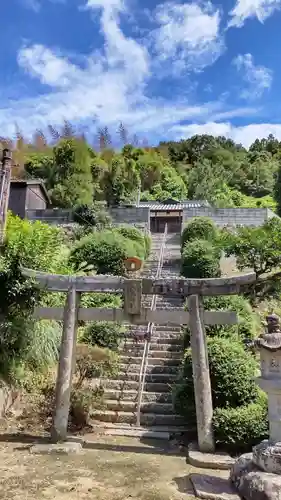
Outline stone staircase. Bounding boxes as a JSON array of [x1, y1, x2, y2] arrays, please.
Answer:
[[92, 233, 186, 435]]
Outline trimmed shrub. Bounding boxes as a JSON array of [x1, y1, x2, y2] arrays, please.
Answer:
[[70, 230, 144, 275], [208, 338, 259, 408], [115, 225, 151, 259], [174, 337, 259, 426], [213, 396, 269, 453], [181, 239, 221, 278], [82, 321, 127, 351], [181, 217, 217, 250]]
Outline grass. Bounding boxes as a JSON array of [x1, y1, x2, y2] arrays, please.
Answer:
[[0, 434, 229, 500]]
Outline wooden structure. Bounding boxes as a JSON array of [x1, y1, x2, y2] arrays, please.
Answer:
[[0, 149, 13, 243], [9, 180, 50, 219], [138, 200, 209, 233], [22, 268, 256, 450]]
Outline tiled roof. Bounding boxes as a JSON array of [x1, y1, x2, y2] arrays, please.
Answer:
[[138, 200, 209, 210]]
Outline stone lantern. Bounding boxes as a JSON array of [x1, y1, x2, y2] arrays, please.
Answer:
[[231, 313, 281, 499]]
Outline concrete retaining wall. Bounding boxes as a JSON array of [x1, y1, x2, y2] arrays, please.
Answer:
[[26, 209, 73, 224], [109, 207, 150, 229], [182, 207, 273, 228]]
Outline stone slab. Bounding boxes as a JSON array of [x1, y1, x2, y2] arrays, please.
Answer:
[[190, 474, 240, 500], [188, 443, 235, 470], [230, 453, 281, 500], [30, 442, 83, 455]]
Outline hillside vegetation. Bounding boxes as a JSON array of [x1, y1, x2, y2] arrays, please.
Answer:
[[4, 124, 281, 211]]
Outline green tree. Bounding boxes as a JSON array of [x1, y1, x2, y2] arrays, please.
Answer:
[[224, 218, 281, 277], [51, 138, 93, 207]]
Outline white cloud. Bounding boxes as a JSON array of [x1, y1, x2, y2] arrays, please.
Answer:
[[0, 0, 272, 144], [18, 45, 85, 88], [86, 0, 125, 10], [228, 0, 281, 28], [151, 1, 224, 74], [233, 54, 273, 99], [170, 122, 281, 148], [233, 53, 272, 99]]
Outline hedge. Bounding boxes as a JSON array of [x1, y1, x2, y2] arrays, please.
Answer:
[[181, 239, 221, 278], [213, 395, 268, 453], [174, 337, 259, 427], [181, 217, 217, 250], [70, 229, 144, 275]]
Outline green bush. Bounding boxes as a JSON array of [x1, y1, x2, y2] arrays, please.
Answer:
[[81, 293, 122, 309], [213, 396, 269, 453], [70, 230, 144, 275], [181, 217, 217, 250], [203, 295, 258, 342], [174, 337, 259, 425], [24, 320, 61, 370], [73, 203, 112, 229], [82, 321, 127, 351], [181, 239, 221, 278], [182, 295, 258, 348], [144, 233, 151, 258], [4, 213, 66, 272], [115, 225, 151, 259], [0, 214, 74, 385]]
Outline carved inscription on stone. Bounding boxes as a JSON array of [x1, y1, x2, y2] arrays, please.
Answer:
[[269, 357, 281, 374], [124, 279, 142, 315]]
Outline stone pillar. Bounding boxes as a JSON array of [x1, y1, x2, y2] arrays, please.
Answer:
[[231, 313, 281, 498], [188, 294, 215, 453], [51, 285, 79, 443]]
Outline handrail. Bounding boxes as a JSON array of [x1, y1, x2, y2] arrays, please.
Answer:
[[136, 224, 168, 427]]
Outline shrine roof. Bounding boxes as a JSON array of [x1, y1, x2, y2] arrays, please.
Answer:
[[138, 200, 210, 211]]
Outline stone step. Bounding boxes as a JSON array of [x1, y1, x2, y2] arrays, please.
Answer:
[[153, 326, 183, 332], [103, 390, 173, 403], [124, 338, 182, 348], [150, 350, 183, 359], [103, 379, 171, 392], [120, 356, 181, 366], [118, 364, 179, 375], [116, 372, 178, 383], [149, 342, 183, 351], [92, 410, 185, 426], [127, 323, 182, 331], [104, 400, 174, 415], [150, 333, 182, 340]]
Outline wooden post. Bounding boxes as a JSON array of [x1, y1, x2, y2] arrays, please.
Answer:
[[51, 285, 79, 443], [189, 294, 215, 452], [0, 148, 12, 244]]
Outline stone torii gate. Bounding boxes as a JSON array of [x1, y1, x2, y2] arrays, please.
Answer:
[[22, 268, 256, 451]]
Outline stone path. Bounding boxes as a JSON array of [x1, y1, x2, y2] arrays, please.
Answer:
[[93, 233, 186, 435]]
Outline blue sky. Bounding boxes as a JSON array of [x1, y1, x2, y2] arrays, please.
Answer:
[[1, 0, 281, 147]]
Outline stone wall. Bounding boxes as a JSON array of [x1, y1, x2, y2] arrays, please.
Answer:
[[109, 207, 150, 229], [182, 207, 274, 228], [26, 209, 73, 224]]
